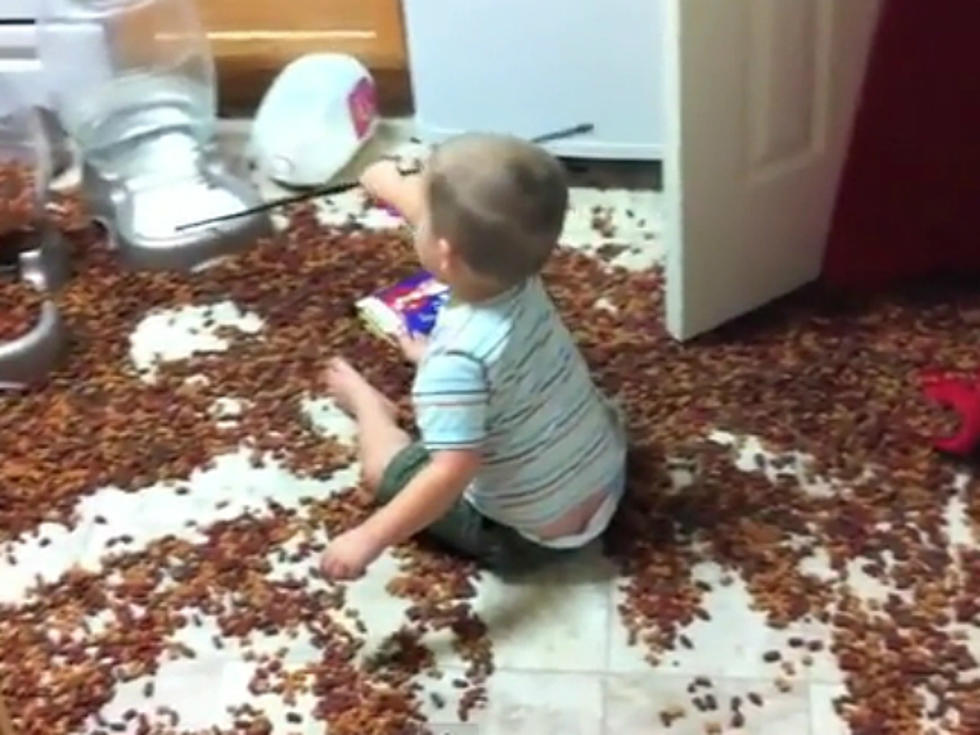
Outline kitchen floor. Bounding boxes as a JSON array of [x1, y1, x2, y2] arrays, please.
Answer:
[[4, 120, 962, 735]]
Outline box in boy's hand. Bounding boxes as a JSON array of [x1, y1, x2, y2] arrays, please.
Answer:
[[356, 271, 450, 341]]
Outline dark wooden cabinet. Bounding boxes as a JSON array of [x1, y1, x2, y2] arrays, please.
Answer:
[[0, 1, 411, 113], [198, 0, 411, 113]]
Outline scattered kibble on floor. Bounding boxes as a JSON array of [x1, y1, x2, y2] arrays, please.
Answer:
[[0, 162, 978, 734]]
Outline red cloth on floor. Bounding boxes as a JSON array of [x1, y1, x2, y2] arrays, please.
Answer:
[[822, 0, 980, 288], [920, 371, 980, 456]]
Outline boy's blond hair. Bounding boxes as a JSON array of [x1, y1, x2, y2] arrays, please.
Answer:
[[426, 133, 568, 285]]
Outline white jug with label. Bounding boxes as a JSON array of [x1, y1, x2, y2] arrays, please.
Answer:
[[250, 53, 379, 187]]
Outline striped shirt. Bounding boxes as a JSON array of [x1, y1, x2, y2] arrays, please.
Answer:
[[412, 277, 626, 541]]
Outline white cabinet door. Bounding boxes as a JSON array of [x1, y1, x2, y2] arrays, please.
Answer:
[[664, 0, 883, 340], [0, 24, 47, 110], [4, 0, 39, 20], [0, 0, 41, 107]]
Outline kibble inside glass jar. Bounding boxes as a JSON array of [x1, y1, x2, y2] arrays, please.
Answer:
[[0, 109, 50, 273]]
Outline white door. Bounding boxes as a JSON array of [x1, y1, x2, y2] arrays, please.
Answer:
[[664, 0, 883, 340]]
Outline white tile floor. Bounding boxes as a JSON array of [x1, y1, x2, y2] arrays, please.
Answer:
[[7, 119, 973, 734]]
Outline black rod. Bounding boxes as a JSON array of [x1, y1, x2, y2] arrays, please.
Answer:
[[176, 122, 594, 232]]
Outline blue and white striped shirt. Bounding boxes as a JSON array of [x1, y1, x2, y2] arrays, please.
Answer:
[[412, 277, 626, 537]]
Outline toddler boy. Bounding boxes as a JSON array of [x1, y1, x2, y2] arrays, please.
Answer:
[[320, 134, 626, 579]]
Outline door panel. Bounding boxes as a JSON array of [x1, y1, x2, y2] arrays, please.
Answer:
[[664, 0, 883, 340]]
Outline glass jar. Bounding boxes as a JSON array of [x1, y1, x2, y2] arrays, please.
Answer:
[[37, 0, 217, 172], [0, 101, 68, 382], [0, 105, 49, 271]]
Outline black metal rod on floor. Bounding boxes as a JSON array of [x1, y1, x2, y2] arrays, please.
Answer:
[[175, 123, 595, 232], [175, 178, 363, 232]]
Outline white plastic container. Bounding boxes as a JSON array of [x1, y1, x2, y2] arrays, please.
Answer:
[[37, 0, 216, 171], [402, 0, 665, 160], [250, 53, 379, 187]]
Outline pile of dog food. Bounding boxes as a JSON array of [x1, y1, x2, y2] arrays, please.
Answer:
[[0, 195, 977, 734]]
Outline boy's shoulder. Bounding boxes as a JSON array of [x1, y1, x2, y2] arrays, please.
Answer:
[[455, 277, 552, 322], [426, 279, 571, 381], [432, 278, 550, 348]]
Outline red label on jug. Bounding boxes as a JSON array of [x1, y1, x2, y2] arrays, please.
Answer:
[[348, 78, 377, 140]]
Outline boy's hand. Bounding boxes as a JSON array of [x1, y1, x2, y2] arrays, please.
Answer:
[[397, 329, 428, 364], [321, 452, 480, 582], [320, 526, 382, 581], [359, 160, 404, 205]]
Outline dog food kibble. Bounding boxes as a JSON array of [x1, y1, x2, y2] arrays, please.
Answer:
[[0, 279, 44, 342], [0, 162, 36, 234], [0, 195, 977, 733], [659, 704, 686, 727]]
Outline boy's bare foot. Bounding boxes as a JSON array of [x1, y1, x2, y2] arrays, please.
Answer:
[[324, 357, 397, 418]]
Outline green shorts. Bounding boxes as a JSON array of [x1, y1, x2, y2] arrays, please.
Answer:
[[377, 442, 575, 573]]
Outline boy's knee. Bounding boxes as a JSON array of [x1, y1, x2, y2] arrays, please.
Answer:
[[366, 442, 428, 506], [361, 462, 386, 496]]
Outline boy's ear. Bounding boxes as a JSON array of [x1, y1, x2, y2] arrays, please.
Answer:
[[436, 237, 456, 273]]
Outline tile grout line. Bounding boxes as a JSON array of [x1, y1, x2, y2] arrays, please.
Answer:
[[599, 577, 616, 735], [598, 674, 609, 735], [465, 662, 838, 683], [604, 577, 617, 674], [806, 680, 817, 735]]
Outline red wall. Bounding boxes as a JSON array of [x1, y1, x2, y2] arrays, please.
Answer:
[[822, 0, 980, 288]]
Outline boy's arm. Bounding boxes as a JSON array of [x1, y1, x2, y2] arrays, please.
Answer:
[[360, 161, 425, 226], [320, 352, 488, 580], [321, 449, 480, 580]]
